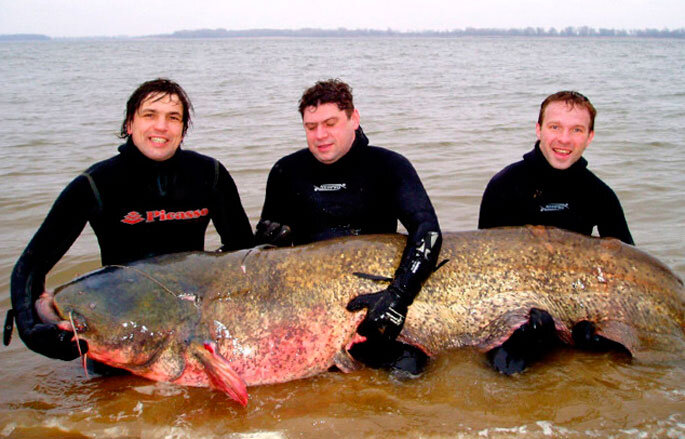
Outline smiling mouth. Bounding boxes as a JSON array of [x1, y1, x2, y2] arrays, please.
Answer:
[[553, 147, 571, 156], [150, 137, 167, 145]]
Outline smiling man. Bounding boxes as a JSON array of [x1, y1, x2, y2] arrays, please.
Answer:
[[10, 78, 253, 362], [478, 90, 633, 244], [256, 79, 441, 376], [477, 91, 634, 375]]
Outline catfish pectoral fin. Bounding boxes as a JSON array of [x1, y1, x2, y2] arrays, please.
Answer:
[[572, 320, 631, 354], [575, 320, 636, 357], [333, 348, 364, 373], [191, 340, 248, 406]]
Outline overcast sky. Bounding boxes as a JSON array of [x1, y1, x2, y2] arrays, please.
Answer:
[[1, 0, 683, 38]]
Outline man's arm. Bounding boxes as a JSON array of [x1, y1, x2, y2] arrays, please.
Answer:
[[255, 162, 293, 246], [391, 155, 442, 296], [10, 176, 94, 360], [347, 154, 441, 341], [211, 162, 254, 251], [596, 187, 634, 245], [478, 175, 513, 229]]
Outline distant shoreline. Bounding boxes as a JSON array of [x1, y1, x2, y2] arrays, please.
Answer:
[[2, 27, 684, 41]]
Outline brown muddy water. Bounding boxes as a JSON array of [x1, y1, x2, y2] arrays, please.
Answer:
[[0, 38, 683, 438]]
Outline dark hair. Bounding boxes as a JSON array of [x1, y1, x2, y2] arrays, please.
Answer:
[[538, 91, 596, 132], [119, 78, 194, 139], [298, 79, 354, 117]]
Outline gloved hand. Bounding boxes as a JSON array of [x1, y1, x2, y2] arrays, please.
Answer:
[[14, 307, 87, 361], [346, 286, 408, 342], [255, 220, 292, 247]]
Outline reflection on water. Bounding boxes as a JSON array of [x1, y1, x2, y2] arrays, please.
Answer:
[[0, 37, 683, 438], [2, 349, 684, 438]]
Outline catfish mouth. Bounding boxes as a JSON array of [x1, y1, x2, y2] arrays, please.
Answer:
[[54, 305, 89, 334], [67, 310, 88, 333]]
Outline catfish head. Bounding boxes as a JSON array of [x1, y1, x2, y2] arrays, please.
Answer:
[[52, 265, 198, 374], [50, 264, 249, 405]]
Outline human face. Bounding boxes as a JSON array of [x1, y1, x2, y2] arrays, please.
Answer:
[[127, 93, 185, 161], [302, 103, 360, 165], [536, 101, 595, 170]]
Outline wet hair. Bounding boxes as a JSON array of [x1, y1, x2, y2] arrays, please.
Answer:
[[119, 78, 194, 139], [298, 79, 355, 118], [538, 91, 596, 132]]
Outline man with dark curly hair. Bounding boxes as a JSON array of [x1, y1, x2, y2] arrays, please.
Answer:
[[256, 79, 442, 376]]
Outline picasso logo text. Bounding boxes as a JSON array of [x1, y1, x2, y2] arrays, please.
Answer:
[[121, 209, 209, 225]]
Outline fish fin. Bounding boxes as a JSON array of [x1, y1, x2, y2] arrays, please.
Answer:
[[433, 259, 450, 272], [191, 340, 249, 406], [592, 320, 637, 356], [476, 309, 531, 352], [352, 272, 393, 282], [334, 348, 364, 373]]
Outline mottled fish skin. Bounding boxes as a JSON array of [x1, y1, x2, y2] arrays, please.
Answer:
[[52, 227, 685, 393]]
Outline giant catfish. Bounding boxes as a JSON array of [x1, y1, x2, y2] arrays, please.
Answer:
[[42, 227, 685, 406]]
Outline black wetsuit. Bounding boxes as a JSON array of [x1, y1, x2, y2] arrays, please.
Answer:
[[10, 139, 254, 359], [259, 127, 440, 374], [478, 141, 634, 245], [260, 127, 441, 263]]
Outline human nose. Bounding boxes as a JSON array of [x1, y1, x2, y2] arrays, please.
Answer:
[[153, 115, 168, 131], [314, 124, 328, 139]]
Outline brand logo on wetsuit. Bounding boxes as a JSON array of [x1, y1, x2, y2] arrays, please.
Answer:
[[120, 209, 209, 225], [313, 183, 346, 192], [539, 203, 569, 212]]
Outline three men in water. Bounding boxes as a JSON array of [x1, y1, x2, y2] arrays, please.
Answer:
[[10, 78, 254, 360], [256, 79, 442, 376], [477, 90, 634, 374], [11, 81, 635, 379]]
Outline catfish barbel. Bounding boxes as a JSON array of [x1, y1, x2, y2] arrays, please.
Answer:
[[41, 227, 685, 406]]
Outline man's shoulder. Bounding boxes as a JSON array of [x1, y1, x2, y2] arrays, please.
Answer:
[[364, 145, 414, 168], [578, 167, 618, 197], [273, 148, 312, 168], [83, 152, 124, 177], [177, 148, 219, 166], [488, 159, 528, 184]]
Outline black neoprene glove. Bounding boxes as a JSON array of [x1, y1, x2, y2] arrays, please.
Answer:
[[14, 306, 86, 361], [255, 219, 292, 247], [346, 285, 409, 342], [346, 230, 441, 342]]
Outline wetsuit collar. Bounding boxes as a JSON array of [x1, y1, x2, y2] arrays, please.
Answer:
[[354, 126, 369, 149], [524, 141, 588, 178]]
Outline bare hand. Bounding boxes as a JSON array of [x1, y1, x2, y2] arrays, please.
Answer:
[[34, 290, 71, 331]]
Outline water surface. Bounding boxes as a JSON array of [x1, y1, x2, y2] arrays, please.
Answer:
[[0, 37, 683, 438]]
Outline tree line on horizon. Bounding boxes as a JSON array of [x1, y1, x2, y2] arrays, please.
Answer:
[[2, 27, 684, 41], [166, 27, 685, 39]]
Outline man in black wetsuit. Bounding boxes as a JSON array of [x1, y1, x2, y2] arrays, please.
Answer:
[[256, 79, 442, 376], [478, 91, 634, 374], [9, 78, 254, 361]]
